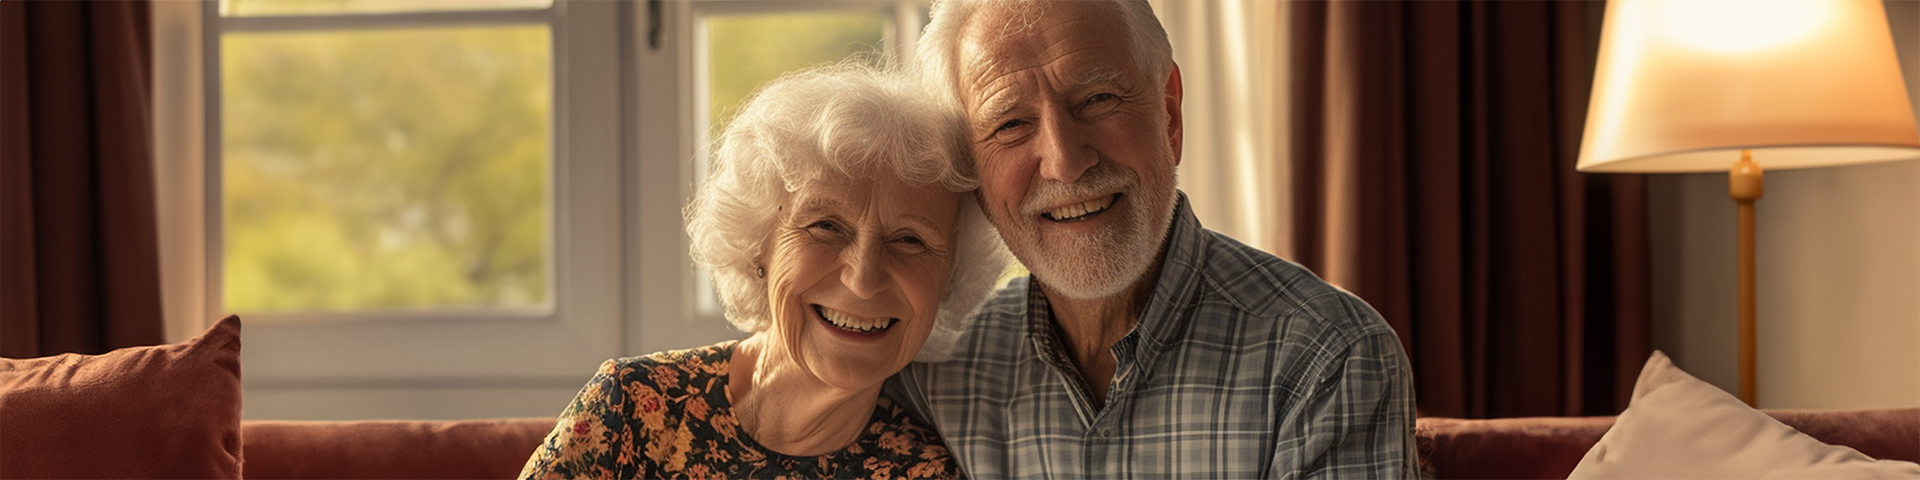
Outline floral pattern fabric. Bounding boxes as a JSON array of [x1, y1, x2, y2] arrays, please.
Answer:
[[520, 341, 960, 480]]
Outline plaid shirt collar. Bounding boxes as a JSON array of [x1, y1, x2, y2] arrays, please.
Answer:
[[1020, 192, 1207, 419]]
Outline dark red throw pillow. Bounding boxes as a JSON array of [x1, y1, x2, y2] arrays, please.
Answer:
[[0, 315, 243, 479]]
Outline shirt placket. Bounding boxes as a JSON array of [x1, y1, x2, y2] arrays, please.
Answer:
[[1030, 316, 1099, 428], [1084, 331, 1140, 478]]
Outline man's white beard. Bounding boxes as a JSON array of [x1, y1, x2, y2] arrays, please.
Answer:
[[1011, 152, 1178, 301]]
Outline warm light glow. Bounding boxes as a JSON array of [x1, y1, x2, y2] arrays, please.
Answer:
[[1656, 0, 1829, 53], [1577, 0, 1920, 173]]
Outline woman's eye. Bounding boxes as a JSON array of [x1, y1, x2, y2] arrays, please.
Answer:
[[892, 234, 929, 253], [808, 220, 838, 232]]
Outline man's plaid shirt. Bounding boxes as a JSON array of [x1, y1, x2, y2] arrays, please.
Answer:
[[889, 194, 1418, 479]]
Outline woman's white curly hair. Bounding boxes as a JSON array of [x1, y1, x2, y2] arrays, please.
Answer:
[[685, 60, 1012, 362]]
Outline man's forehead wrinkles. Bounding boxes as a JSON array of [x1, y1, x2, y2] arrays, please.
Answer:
[[961, 4, 1116, 68], [1078, 65, 1120, 86], [966, 30, 1118, 73], [972, 50, 1119, 93]]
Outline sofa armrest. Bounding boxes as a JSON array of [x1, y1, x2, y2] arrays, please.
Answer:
[[241, 418, 556, 479]]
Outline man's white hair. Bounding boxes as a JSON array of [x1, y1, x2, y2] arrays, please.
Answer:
[[915, 0, 1175, 119], [685, 61, 1011, 362]]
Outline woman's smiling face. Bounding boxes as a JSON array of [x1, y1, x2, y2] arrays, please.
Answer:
[[761, 172, 961, 391]]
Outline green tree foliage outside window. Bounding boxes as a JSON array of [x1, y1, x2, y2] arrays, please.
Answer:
[[706, 12, 889, 140], [222, 27, 552, 313]]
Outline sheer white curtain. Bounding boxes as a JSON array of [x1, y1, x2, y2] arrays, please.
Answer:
[[1153, 0, 1291, 257]]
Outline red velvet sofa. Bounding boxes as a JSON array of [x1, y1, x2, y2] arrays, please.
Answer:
[[5, 318, 1913, 479], [236, 409, 1919, 479]]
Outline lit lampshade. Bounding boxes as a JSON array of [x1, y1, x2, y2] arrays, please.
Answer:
[[1579, 0, 1920, 173]]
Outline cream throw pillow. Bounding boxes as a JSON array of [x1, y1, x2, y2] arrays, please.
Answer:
[[1567, 351, 1920, 479]]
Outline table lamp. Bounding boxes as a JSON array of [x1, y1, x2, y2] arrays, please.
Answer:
[[1578, 0, 1920, 406]]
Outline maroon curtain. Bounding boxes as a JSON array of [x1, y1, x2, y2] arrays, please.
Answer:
[[1289, 0, 1651, 418], [1, 0, 165, 357]]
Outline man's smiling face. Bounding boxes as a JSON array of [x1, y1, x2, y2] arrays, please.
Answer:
[[957, 1, 1181, 300]]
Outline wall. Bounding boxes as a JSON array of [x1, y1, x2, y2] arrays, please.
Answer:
[[1647, 1, 1920, 409]]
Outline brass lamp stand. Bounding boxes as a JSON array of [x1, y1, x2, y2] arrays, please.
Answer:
[[1729, 151, 1761, 406]]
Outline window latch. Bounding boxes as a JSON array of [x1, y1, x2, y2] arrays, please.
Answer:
[[647, 0, 662, 51]]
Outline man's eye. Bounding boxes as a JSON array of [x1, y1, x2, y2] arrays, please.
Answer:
[[897, 235, 924, 246], [1085, 93, 1118, 105], [990, 119, 1032, 142]]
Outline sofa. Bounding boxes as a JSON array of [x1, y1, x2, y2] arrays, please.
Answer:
[[5, 317, 1916, 479], [226, 409, 1920, 479]]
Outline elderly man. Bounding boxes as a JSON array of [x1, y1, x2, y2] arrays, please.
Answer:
[[887, 0, 1418, 478]]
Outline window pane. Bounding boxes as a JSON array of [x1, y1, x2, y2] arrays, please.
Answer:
[[707, 11, 890, 134], [221, 0, 551, 17], [222, 27, 552, 314]]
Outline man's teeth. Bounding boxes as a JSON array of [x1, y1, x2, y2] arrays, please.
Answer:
[[1045, 196, 1115, 221], [819, 306, 894, 333]]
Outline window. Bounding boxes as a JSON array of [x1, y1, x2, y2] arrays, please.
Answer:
[[185, 0, 626, 420], [155, 0, 929, 420]]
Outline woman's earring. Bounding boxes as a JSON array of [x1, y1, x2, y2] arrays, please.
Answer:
[[755, 265, 765, 278]]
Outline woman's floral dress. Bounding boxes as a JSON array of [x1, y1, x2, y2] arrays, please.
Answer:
[[519, 341, 960, 479]]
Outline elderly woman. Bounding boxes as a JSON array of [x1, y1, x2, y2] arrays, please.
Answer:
[[519, 63, 1007, 479]]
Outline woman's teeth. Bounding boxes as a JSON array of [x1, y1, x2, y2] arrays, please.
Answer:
[[817, 306, 896, 333], [1044, 195, 1115, 221]]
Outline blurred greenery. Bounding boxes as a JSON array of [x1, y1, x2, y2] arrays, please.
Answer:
[[706, 11, 889, 140], [222, 27, 551, 313], [221, 8, 904, 315]]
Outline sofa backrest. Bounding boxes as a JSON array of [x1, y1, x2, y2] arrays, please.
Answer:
[[238, 408, 1919, 479], [241, 418, 556, 480], [1417, 408, 1920, 479]]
